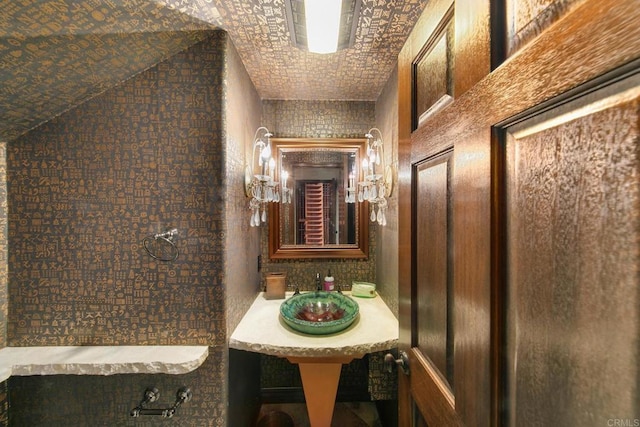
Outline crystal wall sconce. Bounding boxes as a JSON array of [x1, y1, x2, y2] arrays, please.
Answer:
[[245, 127, 291, 227], [345, 128, 393, 225]]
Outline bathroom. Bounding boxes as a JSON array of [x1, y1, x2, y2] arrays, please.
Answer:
[[0, 26, 400, 425], [2, 0, 639, 426]]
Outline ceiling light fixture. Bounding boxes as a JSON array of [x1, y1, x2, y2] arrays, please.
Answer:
[[286, 0, 362, 54], [305, 0, 341, 53]]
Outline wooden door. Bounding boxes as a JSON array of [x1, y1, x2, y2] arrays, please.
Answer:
[[397, 0, 640, 425], [304, 182, 324, 244]]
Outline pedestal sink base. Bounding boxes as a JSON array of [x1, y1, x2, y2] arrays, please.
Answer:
[[287, 355, 363, 427]]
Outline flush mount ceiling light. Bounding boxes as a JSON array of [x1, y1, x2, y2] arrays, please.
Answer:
[[285, 0, 362, 54]]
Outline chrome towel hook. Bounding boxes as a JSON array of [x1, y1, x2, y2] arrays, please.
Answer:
[[143, 228, 179, 261]]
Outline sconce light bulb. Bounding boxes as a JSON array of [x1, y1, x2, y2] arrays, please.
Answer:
[[261, 144, 271, 162]]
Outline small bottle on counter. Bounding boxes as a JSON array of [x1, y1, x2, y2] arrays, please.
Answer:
[[323, 270, 334, 291]]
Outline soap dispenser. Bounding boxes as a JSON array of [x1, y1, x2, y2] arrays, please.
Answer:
[[323, 270, 335, 291]]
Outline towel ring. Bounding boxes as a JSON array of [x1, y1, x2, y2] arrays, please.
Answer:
[[143, 229, 179, 262]]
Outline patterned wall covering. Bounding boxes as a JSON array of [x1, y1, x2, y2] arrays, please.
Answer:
[[0, 381, 6, 427], [221, 37, 263, 338], [260, 99, 377, 291], [0, 0, 220, 37], [0, 142, 6, 349], [2, 31, 265, 426], [374, 66, 399, 318], [258, 99, 397, 401], [9, 345, 227, 426], [1, 0, 428, 142], [264, 100, 376, 139], [214, 0, 428, 100], [0, 0, 219, 142], [6, 32, 227, 347]]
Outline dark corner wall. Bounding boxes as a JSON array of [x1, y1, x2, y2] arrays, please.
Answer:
[[0, 140, 7, 425], [223, 27, 264, 427], [1, 30, 263, 426], [374, 66, 399, 318]]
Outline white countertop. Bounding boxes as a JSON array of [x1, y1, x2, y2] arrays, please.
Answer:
[[0, 345, 209, 382], [229, 292, 398, 358]]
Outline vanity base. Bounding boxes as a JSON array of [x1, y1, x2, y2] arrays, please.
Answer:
[[287, 355, 362, 427]]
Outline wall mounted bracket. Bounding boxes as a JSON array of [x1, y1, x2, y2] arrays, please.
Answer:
[[130, 386, 192, 418]]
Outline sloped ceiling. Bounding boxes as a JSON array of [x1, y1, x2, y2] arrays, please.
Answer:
[[0, 0, 427, 141]]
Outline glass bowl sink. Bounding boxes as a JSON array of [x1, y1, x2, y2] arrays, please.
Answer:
[[279, 291, 359, 335]]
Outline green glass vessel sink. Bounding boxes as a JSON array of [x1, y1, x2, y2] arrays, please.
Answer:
[[279, 291, 359, 335]]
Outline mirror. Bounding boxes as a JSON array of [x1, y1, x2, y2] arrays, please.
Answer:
[[268, 138, 369, 259]]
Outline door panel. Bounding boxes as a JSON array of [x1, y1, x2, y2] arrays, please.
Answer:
[[415, 152, 453, 388], [500, 74, 640, 426], [398, 0, 640, 425], [398, 0, 492, 426], [505, 0, 585, 56], [412, 150, 460, 427], [413, 6, 454, 128], [411, 347, 461, 426]]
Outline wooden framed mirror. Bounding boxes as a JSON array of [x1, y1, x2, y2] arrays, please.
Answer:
[[268, 138, 369, 259]]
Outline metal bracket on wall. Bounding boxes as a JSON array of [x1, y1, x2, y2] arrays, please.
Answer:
[[384, 350, 410, 376], [130, 386, 192, 418], [142, 228, 179, 261]]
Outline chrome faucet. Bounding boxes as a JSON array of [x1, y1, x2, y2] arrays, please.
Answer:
[[315, 273, 321, 291]]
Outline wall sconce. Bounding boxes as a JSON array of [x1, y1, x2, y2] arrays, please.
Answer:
[[346, 128, 393, 226], [245, 127, 291, 227]]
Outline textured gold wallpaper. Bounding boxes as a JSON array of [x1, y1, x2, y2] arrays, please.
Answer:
[[0, 142, 6, 350], [2, 32, 244, 426], [260, 99, 377, 292], [213, 0, 427, 100], [1, 0, 428, 142], [1, 0, 218, 141], [7, 33, 228, 347], [258, 99, 398, 401]]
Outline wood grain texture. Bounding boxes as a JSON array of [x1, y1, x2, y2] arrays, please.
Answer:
[[412, 0, 640, 163], [415, 27, 452, 122], [451, 126, 494, 426], [504, 76, 640, 426], [397, 36, 414, 427], [410, 348, 463, 426], [398, 0, 640, 425], [415, 154, 453, 386], [455, 0, 492, 94], [398, 0, 454, 354], [506, 0, 587, 56]]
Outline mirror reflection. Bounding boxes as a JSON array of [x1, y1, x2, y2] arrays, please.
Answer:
[[269, 138, 369, 259], [280, 149, 356, 245]]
